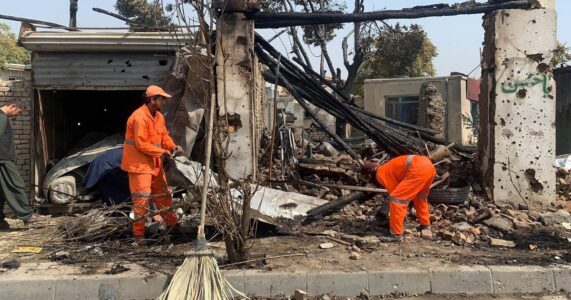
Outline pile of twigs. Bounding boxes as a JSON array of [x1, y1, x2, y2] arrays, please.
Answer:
[[59, 199, 193, 242], [254, 34, 475, 157], [59, 204, 132, 242]]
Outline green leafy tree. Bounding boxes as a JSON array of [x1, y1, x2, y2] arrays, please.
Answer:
[[0, 23, 30, 69], [115, 0, 172, 31], [352, 23, 438, 96], [551, 42, 571, 67]]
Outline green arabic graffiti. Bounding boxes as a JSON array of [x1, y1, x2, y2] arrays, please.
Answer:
[[501, 73, 552, 97]]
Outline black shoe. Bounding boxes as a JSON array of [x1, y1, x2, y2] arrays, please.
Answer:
[[378, 233, 403, 243], [0, 220, 10, 230]]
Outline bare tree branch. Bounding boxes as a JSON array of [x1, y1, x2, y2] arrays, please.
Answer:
[[299, 0, 337, 82], [342, 29, 354, 70], [282, 0, 313, 69]]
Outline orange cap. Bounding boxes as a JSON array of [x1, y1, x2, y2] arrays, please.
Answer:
[[146, 85, 172, 98]]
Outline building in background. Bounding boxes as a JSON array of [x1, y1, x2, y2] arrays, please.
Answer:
[[363, 75, 479, 146]]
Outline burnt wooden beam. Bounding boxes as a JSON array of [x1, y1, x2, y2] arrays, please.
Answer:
[[0, 14, 76, 31], [250, 0, 533, 28], [92, 8, 143, 26]]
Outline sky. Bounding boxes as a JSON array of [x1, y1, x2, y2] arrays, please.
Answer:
[[2, 0, 570, 77]]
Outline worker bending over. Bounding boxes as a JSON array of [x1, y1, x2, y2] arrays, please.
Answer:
[[121, 85, 184, 244], [361, 155, 436, 242]]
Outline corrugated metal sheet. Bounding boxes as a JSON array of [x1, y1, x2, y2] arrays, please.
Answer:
[[20, 31, 191, 52], [32, 52, 174, 90]]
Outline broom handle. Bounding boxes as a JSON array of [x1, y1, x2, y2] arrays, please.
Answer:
[[197, 37, 218, 240], [198, 89, 216, 239]]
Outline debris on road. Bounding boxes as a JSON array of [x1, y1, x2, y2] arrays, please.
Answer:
[[1, 259, 20, 270], [11, 247, 42, 254], [489, 238, 516, 248], [349, 252, 361, 260], [293, 289, 308, 300], [105, 264, 130, 275], [319, 243, 335, 249]]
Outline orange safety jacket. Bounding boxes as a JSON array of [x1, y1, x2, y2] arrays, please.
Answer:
[[121, 105, 175, 174], [375, 155, 413, 190], [375, 155, 434, 201]]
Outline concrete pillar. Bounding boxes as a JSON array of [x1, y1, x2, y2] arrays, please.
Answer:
[[479, 0, 557, 208], [216, 2, 257, 180]]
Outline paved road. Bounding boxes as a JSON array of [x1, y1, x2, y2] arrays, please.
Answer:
[[397, 295, 570, 300]]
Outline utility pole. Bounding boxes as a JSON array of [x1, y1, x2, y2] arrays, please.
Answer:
[[69, 0, 78, 29]]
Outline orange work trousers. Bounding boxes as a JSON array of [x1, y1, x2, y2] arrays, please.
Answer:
[[128, 167, 177, 237], [378, 155, 436, 235]]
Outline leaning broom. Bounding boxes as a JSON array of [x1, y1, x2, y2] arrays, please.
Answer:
[[157, 85, 246, 299]]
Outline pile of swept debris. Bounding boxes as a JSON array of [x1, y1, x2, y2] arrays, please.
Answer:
[[260, 118, 571, 251], [301, 185, 570, 250], [256, 120, 571, 250]]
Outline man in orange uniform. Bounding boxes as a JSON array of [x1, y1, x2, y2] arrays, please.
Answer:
[[361, 155, 436, 242], [121, 85, 184, 242]]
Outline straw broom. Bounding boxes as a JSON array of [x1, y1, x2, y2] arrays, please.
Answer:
[[157, 54, 246, 300]]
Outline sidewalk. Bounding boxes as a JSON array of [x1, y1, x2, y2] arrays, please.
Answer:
[[0, 262, 569, 299]]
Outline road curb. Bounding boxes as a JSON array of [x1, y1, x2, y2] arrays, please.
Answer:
[[0, 263, 569, 299]]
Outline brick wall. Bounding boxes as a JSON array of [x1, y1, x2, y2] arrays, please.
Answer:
[[418, 82, 445, 139], [0, 75, 33, 199]]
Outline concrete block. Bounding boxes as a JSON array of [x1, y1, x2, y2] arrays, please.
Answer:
[[368, 268, 430, 296], [0, 278, 55, 300], [307, 271, 368, 297], [223, 270, 245, 296], [430, 265, 492, 294], [243, 271, 306, 297], [54, 277, 122, 300], [490, 266, 555, 294], [553, 267, 571, 292], [118, 274, 169, 300]]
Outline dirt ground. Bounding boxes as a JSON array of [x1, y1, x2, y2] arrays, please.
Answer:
[[0, 214, 569, 276]]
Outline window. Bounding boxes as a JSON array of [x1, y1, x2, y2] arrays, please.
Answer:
[[385, 96, 420, 125]]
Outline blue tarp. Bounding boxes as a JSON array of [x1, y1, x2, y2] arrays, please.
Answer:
[[83, 148, 130, 205]]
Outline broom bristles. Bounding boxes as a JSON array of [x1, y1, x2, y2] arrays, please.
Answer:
[[158, 255, 247, 300]]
